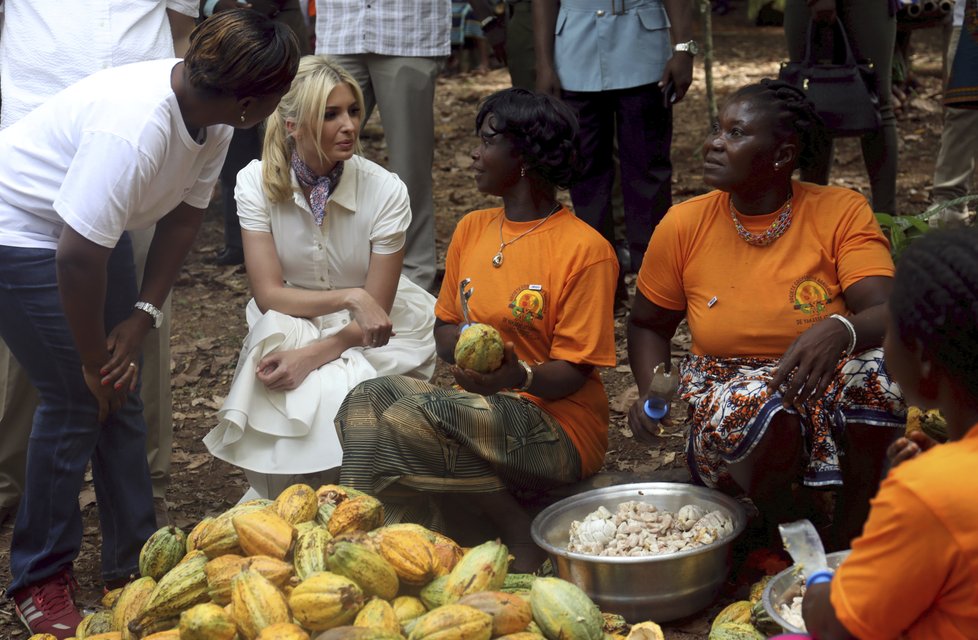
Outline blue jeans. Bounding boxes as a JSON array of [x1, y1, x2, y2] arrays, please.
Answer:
[[0, 236, 156, 592]]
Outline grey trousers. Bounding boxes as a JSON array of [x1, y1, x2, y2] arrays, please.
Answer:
[[0, 227, 173, 510], [330, 54, 443, 292]]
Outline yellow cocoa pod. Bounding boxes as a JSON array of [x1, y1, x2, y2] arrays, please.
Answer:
[[204, 553, 247, 605], [327, 540, 400, 601], [143, 631, 180, 640], [241, 554, 296, 589], [185, 517, 214, 554], [316, 484, 365, 505], [82, 634, 123, 640], [443, 540, 509, 603], [233, 508, 297, 559], [29, 635, 60, 640], [626, 621, 665, 640], [179, 602, 237, 640], [130, 550, 209, 636], [327, 494, 385, 536], [747, 576, 772, 606], [528, 577, 602, 640], [293, 525, 333, 581], [196, 502, 269, 558], [376, 529, 437, 586], [317, 627, 405, 640], [457, 591, 532, 636], [407, 604, 493, 640], [354, 598, 402, 634], [76, 609, 115, 638], [495, 634, 545, 640], [601, 612, 629, 635], [231, 569, 292, 640], [273, 483, 319, 525], [712, 601, 753, 630], [374, 524, 462, 577], [391, 596, 427, 625], [101, 587, 124, 610], [112, 576, 156, 640], [256, 622, 311, 640], [453, 324, 504, 374], [707, 622, 765, 639], [289, 571, 364, 631], [138, 526, 188, 581]]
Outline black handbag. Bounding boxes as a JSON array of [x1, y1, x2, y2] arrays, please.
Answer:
[[778, 19, 882, 137]]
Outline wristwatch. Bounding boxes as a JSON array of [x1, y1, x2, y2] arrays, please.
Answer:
[[674, 40, 700, 56], [480, 15, 501, 30], [134, 301, 164, 329]]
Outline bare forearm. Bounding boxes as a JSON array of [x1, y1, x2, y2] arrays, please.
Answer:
[[167, 8, 195, 57], [803, 584, 855, 640], [533, 0, 558, 69], [627, 321, 673, 396], [56, 236, 111, 368], [302, 322, 363, 367], [662, 0, 693, 44], [521, 359, 591, 400], [435, 319, 460, 364]]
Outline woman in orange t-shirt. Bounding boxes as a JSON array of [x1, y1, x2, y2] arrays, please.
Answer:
[[628, 80, 904, 547], [334, 88, 618, 571], [803, 228, 978, 639]]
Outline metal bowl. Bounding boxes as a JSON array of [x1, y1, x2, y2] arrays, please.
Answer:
[[761, 550, 851, 634], [530, 482, 747, 622]]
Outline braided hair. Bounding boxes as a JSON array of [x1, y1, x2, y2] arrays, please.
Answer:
[[475, 88, 581, 190], [728, 79, 828, 174], [890, 228, 978, 402]]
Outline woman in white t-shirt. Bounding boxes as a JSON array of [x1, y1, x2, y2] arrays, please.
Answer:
[[204, 56, 437, 500], [0, 10, 299, 636]]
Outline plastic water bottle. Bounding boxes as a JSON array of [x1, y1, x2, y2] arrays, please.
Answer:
[[643, 362, 678, 420]]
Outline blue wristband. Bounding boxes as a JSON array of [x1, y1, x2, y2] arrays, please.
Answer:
[[805, 569, 834, 589]]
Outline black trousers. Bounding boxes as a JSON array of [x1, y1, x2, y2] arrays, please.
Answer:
[[562, 82, 673, 273]]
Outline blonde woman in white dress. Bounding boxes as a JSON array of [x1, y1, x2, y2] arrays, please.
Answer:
[[204, 56, 437, 499]]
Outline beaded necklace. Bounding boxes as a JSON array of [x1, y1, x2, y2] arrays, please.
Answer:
[[729, 195, 793, 246]]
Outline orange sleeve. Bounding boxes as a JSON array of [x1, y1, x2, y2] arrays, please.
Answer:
[[636, 208, 687, 311], [434, 218, 465, 325], [831, 475, 956, 640], [549, 257, 619, 367], [833, 193, 895, 291]]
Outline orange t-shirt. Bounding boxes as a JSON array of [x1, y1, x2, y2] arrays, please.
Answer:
[[830, 424, 978, 639], [636, 182, 894, 358], [435, 207, 619, 477]]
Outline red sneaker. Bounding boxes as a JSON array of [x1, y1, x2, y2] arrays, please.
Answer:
[[12, 569, 83, 639]]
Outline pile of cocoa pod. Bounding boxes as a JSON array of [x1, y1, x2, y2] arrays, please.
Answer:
[[30, 483, 666, 640]]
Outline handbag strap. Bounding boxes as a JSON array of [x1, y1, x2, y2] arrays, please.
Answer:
[[802, 17, 859, 67]]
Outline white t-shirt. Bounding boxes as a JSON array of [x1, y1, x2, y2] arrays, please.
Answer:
[[236, 154, 410, 291], [0, 0, 199, 128], [0, 59, 232, 250]]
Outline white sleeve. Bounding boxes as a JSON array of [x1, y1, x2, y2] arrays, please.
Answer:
[[166, 0, 200, 18], [369, 174, 410, 255], [54, 131, 158, 248], [235, 160, 273, 233], [183, 127, 232, 209]]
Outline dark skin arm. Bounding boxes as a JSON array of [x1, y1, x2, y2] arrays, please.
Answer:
[[802, 583, 856, 640], [660, 0, 695, 102], [769, 276, 892, 407], [532, 0, 561, 96], [435, 318, 593, 400], [625, 291, 686, 442], [467, 0, 508, 66]]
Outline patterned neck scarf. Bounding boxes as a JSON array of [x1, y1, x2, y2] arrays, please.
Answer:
[[291, 149, 344, 226]]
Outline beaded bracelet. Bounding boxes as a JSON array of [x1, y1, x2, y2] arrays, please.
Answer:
[[830, 313, 857, 358]]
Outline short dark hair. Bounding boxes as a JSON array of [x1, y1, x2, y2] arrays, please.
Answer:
[[185, 9, 300, 99], [475, 88, 581, 190], [728, 79, 829, 174], [890, 228, 978, 400]]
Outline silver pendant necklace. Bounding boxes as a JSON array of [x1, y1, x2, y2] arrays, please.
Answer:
[[492, 202, 561, 268]]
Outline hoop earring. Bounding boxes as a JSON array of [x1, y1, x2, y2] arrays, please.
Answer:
[[520, 166, 526, 178]]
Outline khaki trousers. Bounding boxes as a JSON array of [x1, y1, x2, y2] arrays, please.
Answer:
[[329, 54, 443, 292], [0, 227, 172, 510]]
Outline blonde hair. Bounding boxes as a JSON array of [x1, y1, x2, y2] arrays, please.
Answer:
[[262, 56, 366, 203]]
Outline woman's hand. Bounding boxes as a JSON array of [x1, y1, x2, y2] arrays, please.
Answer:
[[101, 314, 150, 391], [452, 342, 524, 396], [82, 363, 127, 424], [627, 396, 673, 444], [346, 288, 394, 348], [887, 431, 937, 469], [769, 317, 850, 408], [256, 346, 319, 391]]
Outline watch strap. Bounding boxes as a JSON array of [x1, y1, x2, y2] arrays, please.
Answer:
[[134, 301, 164, 328]]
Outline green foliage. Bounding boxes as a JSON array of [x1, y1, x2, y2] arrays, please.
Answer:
[[875, 194, 978, 260]]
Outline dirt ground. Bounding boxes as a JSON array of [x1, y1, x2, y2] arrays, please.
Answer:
[[0, 7, 955, 637]]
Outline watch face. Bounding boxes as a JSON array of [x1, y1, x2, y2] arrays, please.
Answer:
[[688, 41, 701, 55]]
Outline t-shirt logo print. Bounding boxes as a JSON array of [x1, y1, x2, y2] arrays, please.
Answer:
[[509, 286, 545, 323], [790, 277, 832, 315]]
